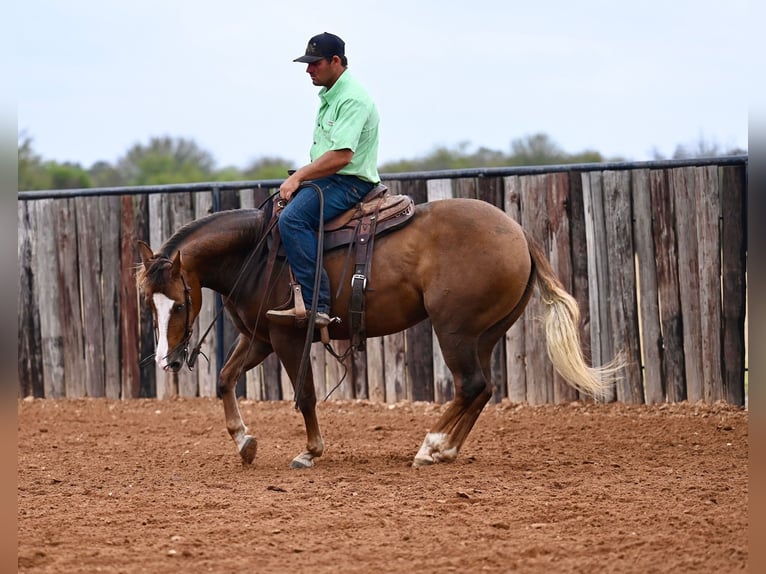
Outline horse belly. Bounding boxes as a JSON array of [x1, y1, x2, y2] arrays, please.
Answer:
[[324, 239, 427, 337]]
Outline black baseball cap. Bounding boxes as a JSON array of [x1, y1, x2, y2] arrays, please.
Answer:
[[293, 32, 345, 63]]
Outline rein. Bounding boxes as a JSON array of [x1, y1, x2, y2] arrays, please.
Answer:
[[186, 205, 280, 370], [143, 196, 279, 371]]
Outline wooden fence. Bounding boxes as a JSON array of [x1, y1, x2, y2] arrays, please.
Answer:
[[17, 158, 748, 406]]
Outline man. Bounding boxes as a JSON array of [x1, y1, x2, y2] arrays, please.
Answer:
[[267, 32, 381, 327]]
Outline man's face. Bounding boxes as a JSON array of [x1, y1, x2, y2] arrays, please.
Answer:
[[305, 57, 340, 88]]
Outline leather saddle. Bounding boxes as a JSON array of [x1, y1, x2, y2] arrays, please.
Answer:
[[267, 183, 415, 350], [322, 184, 414, 250]]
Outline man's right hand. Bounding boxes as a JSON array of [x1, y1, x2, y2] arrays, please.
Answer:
[[279, 173, 302, 203]]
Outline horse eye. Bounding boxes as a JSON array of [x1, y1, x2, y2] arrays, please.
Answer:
[[174, 303, 185, 313]]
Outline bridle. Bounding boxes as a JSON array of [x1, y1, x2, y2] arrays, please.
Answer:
[[142, 200, 280, 372], [172, 270, 195, 367], [142, 264, 196, 371]]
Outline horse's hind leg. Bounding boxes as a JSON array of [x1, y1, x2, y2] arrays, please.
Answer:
[[413, 308, 521, 467], [219, 336, 273, 464], [413, 332, 494, 467]]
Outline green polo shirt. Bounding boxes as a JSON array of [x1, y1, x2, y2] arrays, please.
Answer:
[[310, 71, 380, 184]]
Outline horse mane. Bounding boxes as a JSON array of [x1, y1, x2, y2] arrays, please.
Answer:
[[137, 208, 264, 288], [159, 209, 263, 258]]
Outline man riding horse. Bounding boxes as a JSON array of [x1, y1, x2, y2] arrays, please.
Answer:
[[267, 32, 381, 328]]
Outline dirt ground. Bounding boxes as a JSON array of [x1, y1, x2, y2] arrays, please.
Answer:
[[17, 397, 748, 573]]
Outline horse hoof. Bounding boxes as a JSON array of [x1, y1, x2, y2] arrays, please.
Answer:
[[290, 453, 314, 469], [239, 437, 258, 465], [412, 456, 434, 468]]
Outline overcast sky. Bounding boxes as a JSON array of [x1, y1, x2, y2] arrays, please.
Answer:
[[16, 0, 750, 171]]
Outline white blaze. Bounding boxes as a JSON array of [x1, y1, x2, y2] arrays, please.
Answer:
[[152, 293, 175, 369]]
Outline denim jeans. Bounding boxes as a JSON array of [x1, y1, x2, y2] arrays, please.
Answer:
[[278, 174, 375, 314]]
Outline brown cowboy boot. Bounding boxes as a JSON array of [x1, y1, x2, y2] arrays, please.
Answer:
[[266, 307, 331, 327]]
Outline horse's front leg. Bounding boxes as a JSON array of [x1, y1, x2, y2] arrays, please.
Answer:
[[218, 335, 273, 464], [270, 328, 324, 469]]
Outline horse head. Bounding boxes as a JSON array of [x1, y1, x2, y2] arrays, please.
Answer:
[[137, 240, 202, 372]]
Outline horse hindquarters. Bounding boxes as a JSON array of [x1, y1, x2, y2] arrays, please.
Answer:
[[412, 201, 535, 466]]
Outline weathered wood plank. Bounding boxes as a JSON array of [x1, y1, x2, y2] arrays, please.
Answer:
[[384, 331, 407, 403], [311, 343, 328, 401], [650, 170, 685, 402], [630, 169, 664, 403], [602, 171, 642, 403], [53, 198, 85, 398], [75, 196, 106, 397], [431, 332, 454, 404], [365, 337, 386, 402], [504, 176, 526, 403], [547, 172, 578, 404], [262, 353, 283, 400], [31, 200, 66, 398], [694, 166, 724, 402], [100, 196, 122, 399], [581, 172, 616, 402], [454, 177, 477, 199], [489, 343, 506, 404], [567, 171, 591, 400], [521, 174, 553, 405], [17, 201, 44, 397], [720, 165, 747, 406], [280, 362, 293, 401], [672, 167, 704, 402], [352, 347, 368, 400], [477, 176, 504, 209], [120, 195, 141, 399], [407, 320, 434, 402], [135, 194, 155, 398], [325, 340, 354, 399], [426, 179, 453, 202]]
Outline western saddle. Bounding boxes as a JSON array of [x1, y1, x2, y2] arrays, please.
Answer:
[[269, 183, 415, 349]]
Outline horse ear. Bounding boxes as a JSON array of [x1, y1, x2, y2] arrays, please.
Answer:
[[170, 250, 182, 277], [137, 241, 154, 271]]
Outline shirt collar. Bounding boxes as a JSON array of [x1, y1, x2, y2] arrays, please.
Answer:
[[319, 70, 350, 104]]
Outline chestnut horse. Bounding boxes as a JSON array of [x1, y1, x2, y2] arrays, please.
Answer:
[[138, 197, 619, 468]]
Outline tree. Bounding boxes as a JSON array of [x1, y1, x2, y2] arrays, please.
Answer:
[[89, 160, 126, 188], [18, 133, 50, 191], [241, 157, 296, 180], [116, 136, 216, 185], [379, 133, 607, 173], [18, 133, 92, 190]]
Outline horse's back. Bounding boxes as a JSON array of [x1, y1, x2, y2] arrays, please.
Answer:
[[336, 198, 533, 336]]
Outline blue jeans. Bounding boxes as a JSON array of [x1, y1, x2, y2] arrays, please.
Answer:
[[278, 174, 375, 314]]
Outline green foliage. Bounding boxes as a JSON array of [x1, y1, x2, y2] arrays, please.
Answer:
[[242, 157, 297, 180], [18, 133, 92, 190], [379, 133, 609, 173], [18, 131, 744, 191], [116, 136, 216, 185], [47, 162, 92, 189]]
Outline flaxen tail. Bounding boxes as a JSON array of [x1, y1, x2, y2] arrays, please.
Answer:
[[526, 233, 623, 400]]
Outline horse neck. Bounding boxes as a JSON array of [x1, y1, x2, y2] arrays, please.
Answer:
[[173, 209, 267, 296]]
